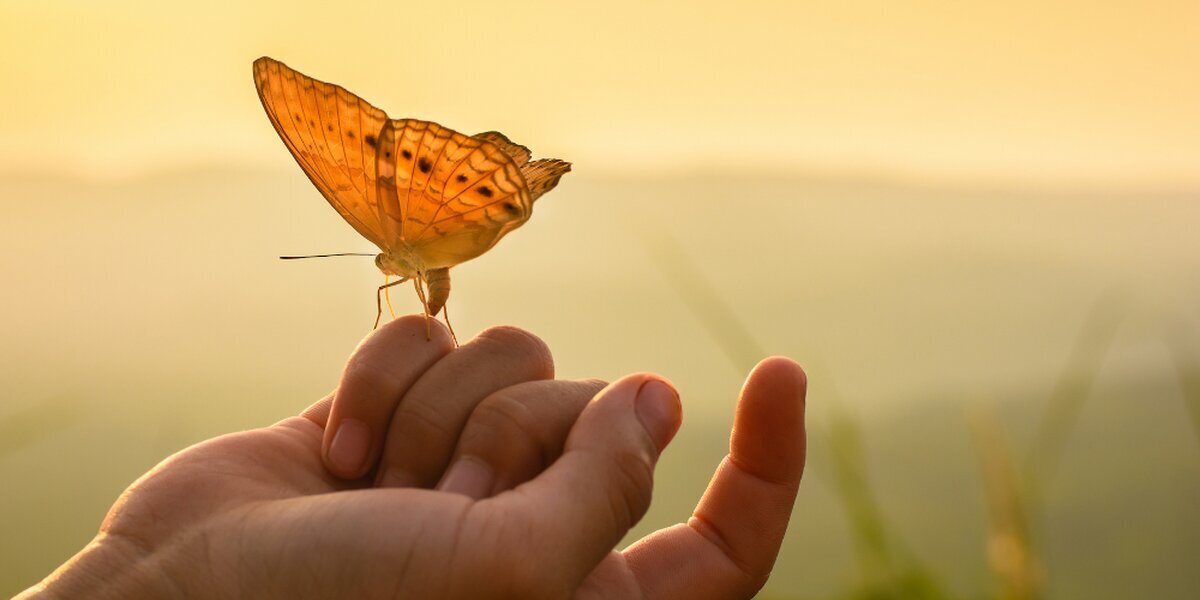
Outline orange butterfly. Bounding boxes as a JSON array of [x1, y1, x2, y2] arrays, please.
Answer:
[[253, 57, 570, 341]]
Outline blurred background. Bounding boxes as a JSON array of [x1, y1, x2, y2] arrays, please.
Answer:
[[2, 1, 1198, 598]]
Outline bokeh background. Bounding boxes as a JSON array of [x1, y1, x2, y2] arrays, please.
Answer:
[[2, 1, 1198, 598]]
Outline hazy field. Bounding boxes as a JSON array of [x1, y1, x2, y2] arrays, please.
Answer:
[[2, 168, 1197, 598]]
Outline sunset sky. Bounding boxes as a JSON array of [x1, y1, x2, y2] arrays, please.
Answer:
[[1, 0, 1197, 187]]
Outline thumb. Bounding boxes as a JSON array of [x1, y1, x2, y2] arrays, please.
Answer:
[[490, 373, 682, 594]]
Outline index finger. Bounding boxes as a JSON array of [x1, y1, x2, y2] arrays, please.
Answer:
[[623, 356, 807, 599], [321, 314, 455, 478]]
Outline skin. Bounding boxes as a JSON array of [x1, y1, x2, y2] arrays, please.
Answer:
[[19, 314, 807, 599]]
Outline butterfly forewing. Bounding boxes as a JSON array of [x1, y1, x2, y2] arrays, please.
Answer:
[[253, 57, 390, 249], [373, 120, 404, 243]]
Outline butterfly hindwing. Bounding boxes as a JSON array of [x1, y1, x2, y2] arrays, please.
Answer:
[[521, 159, 572, 202], [373, 125, 531, 267], [473, 131, 532, 167]]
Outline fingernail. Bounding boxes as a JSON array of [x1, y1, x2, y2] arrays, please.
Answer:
[[327, 419, 370, 474], [438, 456, 495, 499], [635, 379, 681, 452]]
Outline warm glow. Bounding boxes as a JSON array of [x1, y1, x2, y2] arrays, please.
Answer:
[[1, 0, 1197, 186], [3, 3, 1198, 599]]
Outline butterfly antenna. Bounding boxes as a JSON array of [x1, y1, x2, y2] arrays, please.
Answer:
[[279, 252, 376, 260]]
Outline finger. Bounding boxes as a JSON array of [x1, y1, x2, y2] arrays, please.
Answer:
[[623, 356, 807, 599], [376, 325, 554, 488], [475, 374, 681, 597], [436, 378, 606, 499], [321, 314, 455, 479], [300, 391, 335, 427]]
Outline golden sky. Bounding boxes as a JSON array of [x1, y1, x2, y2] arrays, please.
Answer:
[[1, 0, 1197, 186]]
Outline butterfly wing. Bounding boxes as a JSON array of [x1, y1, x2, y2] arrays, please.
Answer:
[[521, 158, 572, 202], [473, 131, 532, 167], [253, 57, 392, 250], [375, 121, 534, 268]]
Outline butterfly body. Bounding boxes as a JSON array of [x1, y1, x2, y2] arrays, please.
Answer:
[[253, 57, 570, 331], [375, 245, 427, 281]]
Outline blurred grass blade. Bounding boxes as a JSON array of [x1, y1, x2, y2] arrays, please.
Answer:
[[0, 394, 81, 459], [1164, 322, 1200, 448], [827, 409, 894, 582], [1024, 296, 1124, 484], [828, 408, 950, 600], [641, 229, 766, 374], [969, 407, 1042, 600]]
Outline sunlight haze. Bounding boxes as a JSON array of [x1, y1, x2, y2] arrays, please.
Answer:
[[1, 0, 1197, 186], [3, 3, 1199, 598]]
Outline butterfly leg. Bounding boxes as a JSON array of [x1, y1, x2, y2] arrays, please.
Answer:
[[384, 276, 397, 319], [441, 302, 459, 347], [374, 277, 409, 329], [413, 277, 432, 340]]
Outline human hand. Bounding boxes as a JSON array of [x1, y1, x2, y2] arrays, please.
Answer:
[[21, 315, 806, 599]]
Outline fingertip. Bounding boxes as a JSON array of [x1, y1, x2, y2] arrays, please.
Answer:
[[749, 356, 807, 396], [742, 356, 807, 419], [473, 325, 554, 379], [366, 313, 455, 349], [731, 356, 807, 485]]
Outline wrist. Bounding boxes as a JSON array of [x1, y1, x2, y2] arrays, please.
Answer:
[[17, 533, 185, 600]]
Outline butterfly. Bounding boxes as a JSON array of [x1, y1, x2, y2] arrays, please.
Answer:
[[252, 56, 570, 341]]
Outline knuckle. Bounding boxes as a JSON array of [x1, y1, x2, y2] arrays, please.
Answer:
[[473, 392, 538, 435], [475, 326, 554, 376], [463, 394, 548, 470], [468, 393, 544, 447]]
